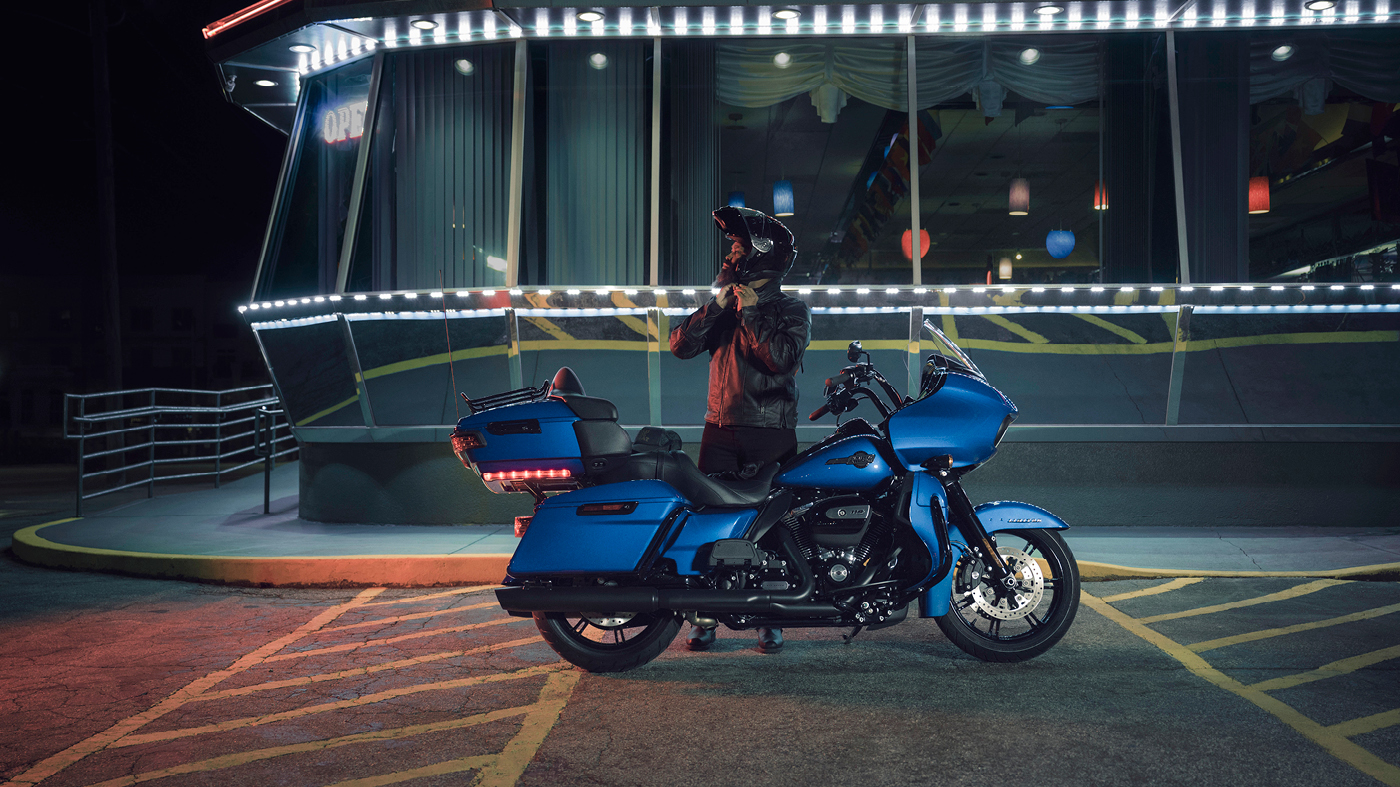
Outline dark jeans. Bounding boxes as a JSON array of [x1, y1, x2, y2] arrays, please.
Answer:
[[697, 422, 798, 476]]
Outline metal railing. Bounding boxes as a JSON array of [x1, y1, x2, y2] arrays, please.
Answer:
[[64, 386, 298, 516]]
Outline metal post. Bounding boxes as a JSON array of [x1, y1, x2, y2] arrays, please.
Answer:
[[506, 39, 528, 288], [335, 53, 384, 294], [649, 36, 662, 287], [506, 308, 523, 389], [1166, 30, 1191, 285], [906, 35, 922, 286], [1165, 305, 1192, 425], [647, 307, 663, 425], [907, 306, 923, 398]]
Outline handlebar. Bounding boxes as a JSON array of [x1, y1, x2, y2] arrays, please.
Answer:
[[808, 403, 831, 421]]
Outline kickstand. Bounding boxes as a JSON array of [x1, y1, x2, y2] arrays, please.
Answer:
[[842, 625, 864, 644]]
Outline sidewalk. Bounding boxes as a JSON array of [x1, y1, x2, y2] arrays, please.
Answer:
[[10, 462, 1400, 586]]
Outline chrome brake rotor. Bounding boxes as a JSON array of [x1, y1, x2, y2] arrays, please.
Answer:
[[968, 547, 1045, 621], [583, 612, 636, 628]]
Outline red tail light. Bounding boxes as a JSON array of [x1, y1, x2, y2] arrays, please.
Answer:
[[451, 430, 485, 452], [482, 468, 573, 481]]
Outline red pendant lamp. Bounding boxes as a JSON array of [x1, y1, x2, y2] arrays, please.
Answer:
[[1093, 181, 1108, 211], [1248, 176, 1270, 214], [901, 228, 931, 259]]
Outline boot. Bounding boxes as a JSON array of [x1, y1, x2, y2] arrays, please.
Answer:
[[687, 625, 716, 651], [758, 627, 783, 653]]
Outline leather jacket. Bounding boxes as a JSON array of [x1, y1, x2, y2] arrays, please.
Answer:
[[669, 280, 811, 429]]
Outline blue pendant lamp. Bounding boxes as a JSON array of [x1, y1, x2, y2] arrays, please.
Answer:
[[773, 180, 795, 216], [727, 191, 746, 208], [1046, 229, 1076, 259]]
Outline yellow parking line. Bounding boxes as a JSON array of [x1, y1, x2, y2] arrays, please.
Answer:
[[261, 616, 518, 662], [1097, 577, 1204, 603], [1072, 313, 1148, 344], [1137, 579, 1347, 624], [475, 670, 582, 787], [522, 316, 575, 341], [191, 637, 543, 702], [324, 756, 495, 787], [617, 314, 650, 336], [1251, 644, 1400, 693], [114, 664, 566, 748], [2, 588, 385, 787], [1187, 602, 1400, 654], [1329, 708, 1400, 739], [1082, 594, 1400, 786], [319, 601, 498, 633], [982, 314, 1049, 343], [361, 585, 503, 607]]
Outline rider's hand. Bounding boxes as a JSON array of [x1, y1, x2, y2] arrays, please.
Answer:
[[734, 284, 758, 311], [715, 285, 734, 309]]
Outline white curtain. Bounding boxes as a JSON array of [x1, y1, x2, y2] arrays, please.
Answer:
[[1249, 31, 1400, 112], [715, 38, 1103, 122]]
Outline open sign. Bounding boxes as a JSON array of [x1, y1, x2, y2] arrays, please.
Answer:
[[321, 100, 368, 144]]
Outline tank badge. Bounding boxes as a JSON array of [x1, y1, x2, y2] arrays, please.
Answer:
[[1006, 518, 1043, 524], [826, 451, 876, 469]]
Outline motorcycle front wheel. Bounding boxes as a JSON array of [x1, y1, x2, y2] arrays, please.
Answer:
[[534, 610, 681, 673], [934, 528, 1080, 663]]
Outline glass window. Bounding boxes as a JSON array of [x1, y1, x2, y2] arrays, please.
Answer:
[[258, 58, 373, 300]]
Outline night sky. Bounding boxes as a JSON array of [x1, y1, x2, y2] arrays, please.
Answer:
[[6, 1, 285, 289]]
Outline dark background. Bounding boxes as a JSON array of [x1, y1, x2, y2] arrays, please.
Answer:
[[2, 1, 285, 461]]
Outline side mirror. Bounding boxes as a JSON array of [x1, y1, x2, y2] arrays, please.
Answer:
[[847, 340, 864, 363]]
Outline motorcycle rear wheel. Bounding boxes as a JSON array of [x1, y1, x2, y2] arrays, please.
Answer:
[[534, 610, 681, 673], [934, 528, 1080, 663]]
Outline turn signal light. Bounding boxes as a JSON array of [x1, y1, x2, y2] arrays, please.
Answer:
[[482, 469, 573, 481], [451, 430, 485, 452]]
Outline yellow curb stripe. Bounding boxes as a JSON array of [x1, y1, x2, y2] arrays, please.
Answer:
[[982, 314, 1050, 343], [361, 585, 504, 607], [1252, 644, 1400, 693], [114, 663, 565, 748], [1073, 313, 1148, 344], [519, 339, 647, 351], [192, 637, 543, 702], [1137, 579, 1348, 624], [1329, 708, 1400, 740], [296, 394, 360, 427], [1082, 594, 1400, 786], [361, 345, 505, 382], [81, 705, 529, 787], [327, 756, 496, 787], [1187, 602, 1400, 653], [1096, 577, 1205, 602], [262, 616, 519, 662], [319, 600, 499, 632], [12, 522, 512, 587], [474, 669, 582, 787], [1077, 560, 1400, 582], [1, 588, 383, 787]]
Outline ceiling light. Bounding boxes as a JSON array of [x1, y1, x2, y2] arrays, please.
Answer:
[[1304, 0, 1335, 8], [773, 52, 792, 68], [288, 44, 317, 53], [773, 8, 802, 20], [577, 10, 605, 22], [1019, 48, 1041, 65], [589, 52, 608, 69], [410, 19, 439, 29], [253, 79, 277, 87], [1271, 44, 1295, 61], [1033, 5, 1065, 14], [455, 59, 474, 75]]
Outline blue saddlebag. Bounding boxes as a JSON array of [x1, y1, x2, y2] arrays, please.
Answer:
[[508, 481, 687, 575]]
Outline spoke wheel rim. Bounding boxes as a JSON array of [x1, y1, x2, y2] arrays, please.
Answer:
[[558, 612, 666, 651], [951, 533, 1071, 642]]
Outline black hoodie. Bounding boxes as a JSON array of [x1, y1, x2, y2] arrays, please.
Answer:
[[669, 280, 811, 429]]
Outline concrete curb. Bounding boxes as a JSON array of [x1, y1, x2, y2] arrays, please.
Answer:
[[11, 521, 511, 588], [15, 521, 1400, 588]]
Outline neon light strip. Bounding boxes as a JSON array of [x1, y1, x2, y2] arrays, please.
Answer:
[[202, 0, 297, 39]]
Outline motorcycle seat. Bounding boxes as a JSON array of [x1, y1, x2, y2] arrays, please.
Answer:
[[597, 450, 777, 507]]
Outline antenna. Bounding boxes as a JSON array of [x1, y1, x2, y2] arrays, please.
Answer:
[[440, 270, 460, 422]]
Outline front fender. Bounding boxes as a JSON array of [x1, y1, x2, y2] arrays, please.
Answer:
[[917, 500, 1069, 618]]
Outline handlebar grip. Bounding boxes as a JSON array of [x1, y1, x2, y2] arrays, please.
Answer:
[[809, 404, 831, 421], [825, 372, 854, 388]]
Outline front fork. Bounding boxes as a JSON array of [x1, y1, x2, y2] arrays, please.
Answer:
[[940, 477, 1016, 589]]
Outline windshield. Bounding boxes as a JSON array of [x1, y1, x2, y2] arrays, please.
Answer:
[[921, 319, 985, 381]]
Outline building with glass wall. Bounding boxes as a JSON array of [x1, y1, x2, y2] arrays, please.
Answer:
[[204, 0, 1400, 524]]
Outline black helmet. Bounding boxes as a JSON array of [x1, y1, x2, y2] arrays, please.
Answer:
[[712, 206, 796, 284]]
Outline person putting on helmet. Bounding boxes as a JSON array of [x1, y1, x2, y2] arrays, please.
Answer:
[[670, 206, 812, 654]]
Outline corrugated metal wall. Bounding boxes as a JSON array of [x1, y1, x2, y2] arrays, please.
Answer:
[[662, 41, 721, 286]]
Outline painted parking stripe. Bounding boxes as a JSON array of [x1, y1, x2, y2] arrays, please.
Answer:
[[1328, 708, 1400, 740], [1136, 579, 1348, 624], [260, 616, 518, 662], [1097, 577, 1204, 603], [113, 663, 567, 748], [1187, 602, 1400, 653], [319, 600, 499, 633], [1082, 594, 1400, 786], [1251, 644, 1400, 693], [191, 637, 543, 702]]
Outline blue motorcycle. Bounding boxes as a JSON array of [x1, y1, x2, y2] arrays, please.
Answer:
[[450, 323, 1079, 672]]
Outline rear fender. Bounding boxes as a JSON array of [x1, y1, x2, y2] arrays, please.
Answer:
[[918, 500, 1069, 618]]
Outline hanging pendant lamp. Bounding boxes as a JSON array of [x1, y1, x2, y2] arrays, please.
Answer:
[[901, 229, 931, 260], [1248, 177, 1271, 214], [999, 257, 1013, 280], [1094, 181, 1108, 211], [773, 180, 795, 216], [727, 191, 746, 208], [1009, 178, 1030, 215]]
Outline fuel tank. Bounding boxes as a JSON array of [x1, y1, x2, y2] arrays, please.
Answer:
[[775, 435, 893, 491], [886, 372, 1016, 468]]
